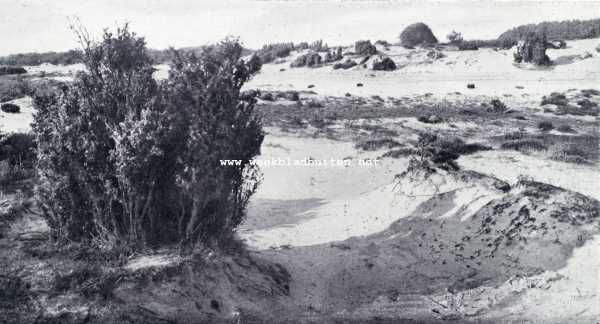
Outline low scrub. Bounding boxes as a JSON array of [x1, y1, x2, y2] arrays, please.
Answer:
[[407, 132, 490, 171], [291, 52, 322, 68], [541, 92, 568, 106], [333, 59, 357, 70], [538, 121, 554, 131], [372, 57, 396, 71], [0, 76, 31, 103], [355, 138, 402, 151], [501, 139, 547, 152]]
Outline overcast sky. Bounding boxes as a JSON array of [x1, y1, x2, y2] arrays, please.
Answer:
[[0, 0, 599, 55]]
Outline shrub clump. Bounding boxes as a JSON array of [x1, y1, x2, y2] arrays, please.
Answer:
[[33, 26, 264, 252], [407, 133, 489, 171], [333, 59, 358, 70], [355, 138, 402, 151], [538, 121, 554, 131], [541, 92, 568, 106], [354, 40, 377, 55], [0, 66, 27, 76], [487, 99, 508, 114], [371, 57, 396, 71], [514, 32, 551, 65], [291, 52, 322, 68], [399, 23, 438, 48], [1, 103, 20, 113]]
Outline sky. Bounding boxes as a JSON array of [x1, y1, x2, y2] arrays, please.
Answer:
[[0, 0, 599, 55]]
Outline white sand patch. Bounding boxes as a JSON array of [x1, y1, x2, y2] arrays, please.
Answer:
[[500, 234, 600, 321], [0, 96, 34, 133], [245, 38, 600, 99], [458, 150, 600, 200], [242, 167, 505, 249], [124, 254, 182, 271]]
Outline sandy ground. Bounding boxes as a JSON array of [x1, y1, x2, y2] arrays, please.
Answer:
[[245, 38, 600, 98], [0, 96, 34, 133]]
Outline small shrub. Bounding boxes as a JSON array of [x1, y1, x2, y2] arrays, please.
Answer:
[[355, 40, 377, 55], [488, 99, 508, 114], [447, 30, 463, 44], [355, 138, 402, 151], [333, 59, 357, 70], [372, 57, 396, 71], [305, 99, 323, 108], [538, 121, 554, 131], [501, 139, 547, 152], [417, 114, 443, 124], [580, 89, 600, 97], [556, 124, 576, 133], [260, 92, 274, 101], [541, 92, 568, 106], [0, 103, 20, 113]]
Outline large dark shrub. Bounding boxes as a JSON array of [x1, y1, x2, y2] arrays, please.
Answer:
[[1, 103, 20, 113], [0, 66, 27, 76], [399, 23, 438, 48], [33, 25, 263, 252]]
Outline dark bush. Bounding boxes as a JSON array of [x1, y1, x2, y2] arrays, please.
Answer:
[[514, 32, 551, 65], [0, 103, 20, 113], [0, 66, 27, 76], [0, 133, 36, 167], [256, 43, 294, 64], [501, 139, 547, 152], [355, 40, 377, 55], [291, 52, 322, 68], [541, 92, 568, 106], [556, 124, 576, 133], [408, 133, 489, 171], [333, 59, 358, 70], [417, 114, 442, 124], [538, 121, 554, 131], [372, 57, 396, 71], [498, 18, 600, 44], [488, 99, 508, 114], [355, 138, 402, 151], [260, 92, 274, 101], [399, 23, 438, 48], [33, 25, 263, 252], [0, 76, 31, 103]]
